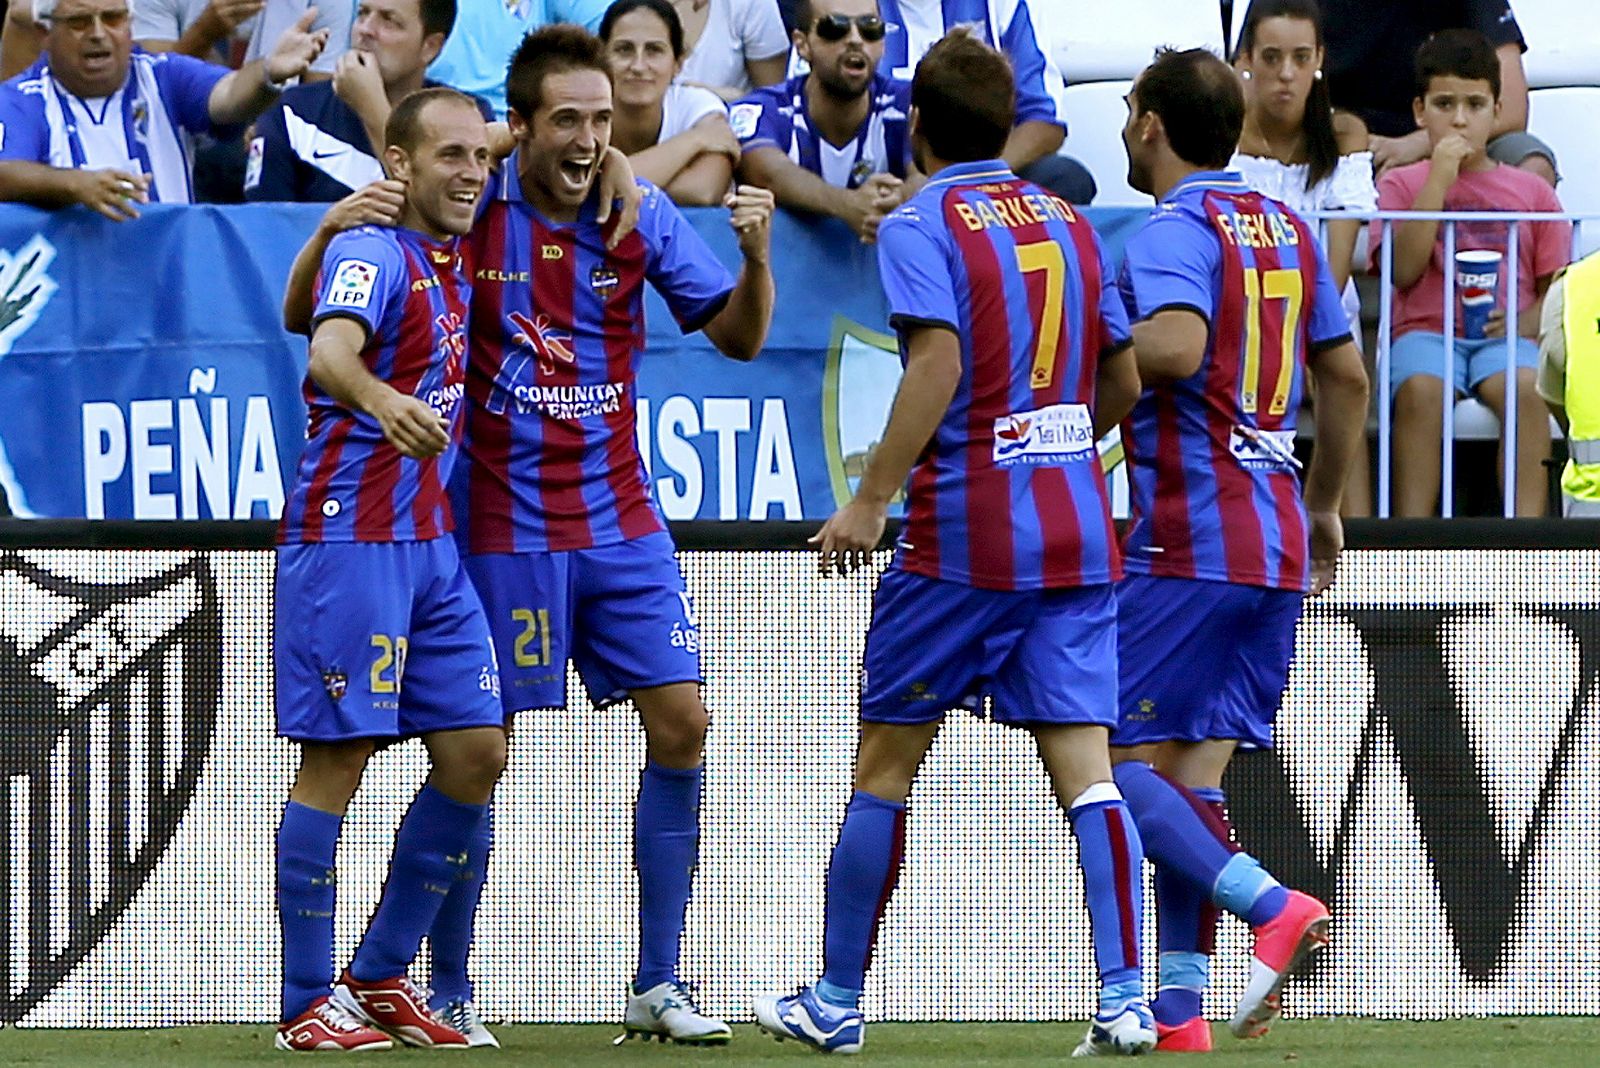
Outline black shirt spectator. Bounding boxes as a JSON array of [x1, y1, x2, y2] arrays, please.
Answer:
[[1323, 0, 1523, 138], [245, 79, 490, 201]]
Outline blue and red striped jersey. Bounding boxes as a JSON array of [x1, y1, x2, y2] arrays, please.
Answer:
[[458, 165, 736, 552], [877, 159, 1131, 591], [279, 225, 470, 544], [1117, 171, 1351, 592]]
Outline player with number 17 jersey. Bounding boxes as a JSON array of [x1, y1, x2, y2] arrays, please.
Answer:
[[1116, 173, 1350, 594]]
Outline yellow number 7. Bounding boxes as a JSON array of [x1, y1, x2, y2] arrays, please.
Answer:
[[1015, 241, 1067, 390], [1239, 267, 1303, 417]]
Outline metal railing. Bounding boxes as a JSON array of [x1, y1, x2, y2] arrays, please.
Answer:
[[1312, 210, 1600, 517]]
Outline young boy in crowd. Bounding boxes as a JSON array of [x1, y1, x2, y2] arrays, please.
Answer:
[[1377, 28, 1569, 516]]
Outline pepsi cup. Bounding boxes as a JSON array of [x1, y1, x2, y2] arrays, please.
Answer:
[[1456, 249, 1502, 340]]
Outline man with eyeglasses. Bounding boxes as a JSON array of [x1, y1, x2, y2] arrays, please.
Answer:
[[731, 0, 910, 243], [0, 0, 327, 218], [875, 0, 1094, 204]]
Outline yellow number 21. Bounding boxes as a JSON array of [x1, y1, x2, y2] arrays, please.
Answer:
[[1239, 267, 1303, 417], [1016, 241, 1067, 390]]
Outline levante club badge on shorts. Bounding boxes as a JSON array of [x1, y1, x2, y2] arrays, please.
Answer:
[[0, 552, 220, 1023]]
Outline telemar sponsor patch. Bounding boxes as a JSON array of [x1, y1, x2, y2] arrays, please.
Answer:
[[991, 403, 1095, 467], [1228, 425, 1301, 471], [325, 259, 379, 308]]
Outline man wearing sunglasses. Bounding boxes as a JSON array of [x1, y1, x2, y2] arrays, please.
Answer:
[[0, 0, 326, 218], [730, 0, 912, 243], [875, 0, 1095, 204]]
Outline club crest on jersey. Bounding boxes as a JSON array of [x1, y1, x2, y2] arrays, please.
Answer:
[[992, 403, 1095, 467], [850, 159, 875, 188], [327, 259, 378, 308], [322, 671, 348, 700], [590, 266, 620, 295]]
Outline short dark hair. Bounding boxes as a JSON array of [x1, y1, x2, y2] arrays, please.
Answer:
[[1414, 27, 1501, 100], [599, 0, 684, 58], [910, 29, 1014, 163], [1133, 47, 1243, 170], [505, 23, 613, 119], [385, 85, 479, 153], [418, 0, 457, 39]]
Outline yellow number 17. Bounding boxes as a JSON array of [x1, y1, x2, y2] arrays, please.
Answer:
[[1239, 267, 1304, 417], [1016, 241, 1067, 390]]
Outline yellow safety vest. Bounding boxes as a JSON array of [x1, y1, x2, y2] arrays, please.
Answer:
[[1562, 252, 1600, 503]]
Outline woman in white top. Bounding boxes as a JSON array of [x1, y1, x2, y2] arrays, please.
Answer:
[[672, 0, 789, 101], [603, 0, 742, 205], [1233, 0, 1376, 515]]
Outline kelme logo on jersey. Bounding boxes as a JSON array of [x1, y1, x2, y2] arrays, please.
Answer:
[[0, 553, 220, 1023], [992, 403, 1095, 467]]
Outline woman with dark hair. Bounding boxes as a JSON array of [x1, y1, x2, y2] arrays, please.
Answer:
[[1234, 0, 1376, 513], [602, 0, 740, 205]]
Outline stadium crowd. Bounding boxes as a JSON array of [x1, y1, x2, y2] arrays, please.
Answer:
[[0, 0, 1580, 518]]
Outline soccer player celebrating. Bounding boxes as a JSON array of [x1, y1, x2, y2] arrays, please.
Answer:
[[752, 29, 1152, 1058], [455, 25, 775, 1045], [1109, 48, 1369, 1051], [272, 86, 505, 1052]]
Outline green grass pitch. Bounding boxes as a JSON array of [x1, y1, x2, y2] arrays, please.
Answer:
[[4, 1019, 1600, 1066]]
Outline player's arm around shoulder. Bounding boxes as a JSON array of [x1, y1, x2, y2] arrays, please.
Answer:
[[701, 183, 776, 362], [282, 180, 407, 334]]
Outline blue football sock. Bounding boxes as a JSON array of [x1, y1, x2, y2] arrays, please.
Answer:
[[349, 785, 484, 983], [1153, 952, 1210, 1025], [277, 801, 343, 1022], [633, 761, 703, 991], [819, 791, 907, 1008], [1113, 762, 1285, 923], [428, 802, 493, 1007], [1067, 782, 1144, 992], [1150, 785, 1224, 1026]]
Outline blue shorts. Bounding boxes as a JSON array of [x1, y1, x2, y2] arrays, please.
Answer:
[[1388, 331, 1538, 399], [859, 568, 1118, 728], [1112, 574, 1302, 751], [274, 539, 503, 743], [464, 531, 701, 713]]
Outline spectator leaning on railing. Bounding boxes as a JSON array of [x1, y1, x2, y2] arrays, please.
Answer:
[[1537, 250, 1600, 517], [732, 0, 909, 242], [600, 0, 739, 207], [1371, 28, 1568, 518], [0, 0, 327, 217], [246, 0, 492, 203]]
